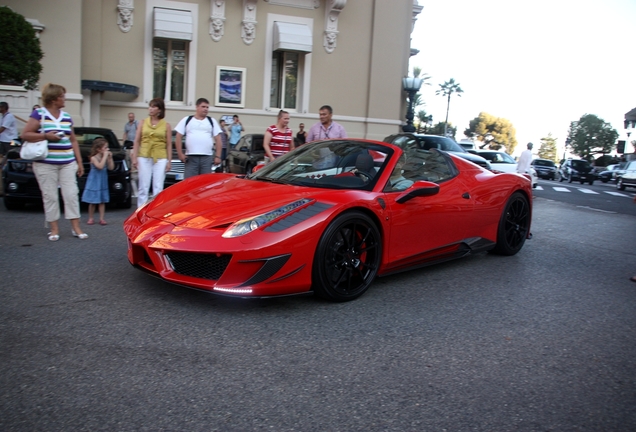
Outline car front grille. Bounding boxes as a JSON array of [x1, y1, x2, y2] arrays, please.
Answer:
[[168, 160, 185, 175], [165, 251, 232, 280]]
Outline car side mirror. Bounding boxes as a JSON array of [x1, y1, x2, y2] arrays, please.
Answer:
[[396, 180, 440, 204]]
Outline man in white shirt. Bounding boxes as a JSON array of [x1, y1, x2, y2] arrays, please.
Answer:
[[174, 98, 223, 178], [517, 142, 533, 174]]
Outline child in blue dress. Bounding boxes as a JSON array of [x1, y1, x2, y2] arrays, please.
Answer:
[[81, 138, 114, 225]]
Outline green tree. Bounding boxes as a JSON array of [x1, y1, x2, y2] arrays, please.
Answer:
[[429, 122, 457, 139], [464, 112, 518, 154], [566, 114, 619, 160], [415, 110, 432, 133], [0, 6, 43, 90], [538, 133, 558, 162], [436, 78, 463, 136]]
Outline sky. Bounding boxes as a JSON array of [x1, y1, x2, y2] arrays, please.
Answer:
[[409, 0, 636, 156]]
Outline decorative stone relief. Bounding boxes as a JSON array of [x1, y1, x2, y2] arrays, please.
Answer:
[[117, 0, 134, 33], [324, 0, 346, 54], [210, 0, 225, 42], [241, 0, 258, 45]]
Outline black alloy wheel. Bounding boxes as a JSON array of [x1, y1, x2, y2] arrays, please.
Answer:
[[491, 192, 530, 256], [312, 211, 382, 301]]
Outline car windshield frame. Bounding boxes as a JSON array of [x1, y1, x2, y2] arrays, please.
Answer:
[[248, 140, 393, 190]]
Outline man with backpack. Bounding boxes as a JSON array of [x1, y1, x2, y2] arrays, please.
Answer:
[[174, 98, 223, 178]]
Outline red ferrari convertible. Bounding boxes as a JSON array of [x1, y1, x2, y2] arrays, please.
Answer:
[[124, 139, 532, 301]]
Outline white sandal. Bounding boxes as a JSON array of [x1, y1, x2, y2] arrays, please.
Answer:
[[72, 230, 88, 240], [48, 232, 60, 242]]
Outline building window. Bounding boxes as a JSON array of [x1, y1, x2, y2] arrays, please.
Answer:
[[270, 51, 299, 110], [153, 39, 187, 102], [263, 15, 313, 113], [144, 1, 198, 105]]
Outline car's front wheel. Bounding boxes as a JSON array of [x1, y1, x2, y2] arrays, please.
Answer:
[[312, 211, 382, 302], [4, 197, 25, 211], [617, 178, 626, 191], [491, 192, 530, 256]]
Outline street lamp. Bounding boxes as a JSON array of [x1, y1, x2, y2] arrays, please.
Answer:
[[402, 76, 423, 133]]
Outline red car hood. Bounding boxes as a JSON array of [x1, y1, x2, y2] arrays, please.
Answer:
[[144, 176, 327, 230]]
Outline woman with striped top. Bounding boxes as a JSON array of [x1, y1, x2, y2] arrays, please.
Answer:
[[263, 110, 294, 161], [21, 83, 87, 241]]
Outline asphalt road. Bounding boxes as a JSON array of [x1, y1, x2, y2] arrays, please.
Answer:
[[1, 195, 635, 431], [533, 178, 636, 216]]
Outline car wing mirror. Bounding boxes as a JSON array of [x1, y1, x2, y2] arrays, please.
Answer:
[[396, 180, 440, 204]]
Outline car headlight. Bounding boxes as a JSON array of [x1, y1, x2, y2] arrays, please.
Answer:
[[9, 161, 29, 172], [222, 198, 313, 238]]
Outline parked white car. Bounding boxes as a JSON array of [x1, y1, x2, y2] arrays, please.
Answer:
[[473, 150, 538, 188]]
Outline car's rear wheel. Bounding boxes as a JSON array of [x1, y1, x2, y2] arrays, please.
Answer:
[[491, 192, 530, 256], [312, 211, 381, 302]]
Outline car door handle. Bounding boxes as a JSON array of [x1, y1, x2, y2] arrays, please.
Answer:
[[462, 192, 470, 199]]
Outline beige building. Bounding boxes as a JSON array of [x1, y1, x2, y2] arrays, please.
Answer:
[[1, 0, 422, 141]]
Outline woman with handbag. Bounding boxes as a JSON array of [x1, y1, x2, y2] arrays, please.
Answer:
[[20, 83, 88, 241]]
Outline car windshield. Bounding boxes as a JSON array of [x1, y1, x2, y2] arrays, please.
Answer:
[[416, 136, 467, 153], [572, 160, 591, 170], [249, 140, 392, 190], [533, 159, 555, 167], [74, 132, 119, 150]]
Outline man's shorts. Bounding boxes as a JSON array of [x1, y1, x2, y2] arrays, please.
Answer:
[[0, 141, 13, 156]]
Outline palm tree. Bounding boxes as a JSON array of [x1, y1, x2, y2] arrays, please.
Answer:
[[436, 78, 463, 136], [416, 110, 432, 133]]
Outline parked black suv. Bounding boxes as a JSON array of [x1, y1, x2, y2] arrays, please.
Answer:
[[558, 158, 594, 185], [531, 158, 557, 180], [3, 127, 132, 210]]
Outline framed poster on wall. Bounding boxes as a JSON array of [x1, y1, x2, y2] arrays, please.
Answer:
[[215, 66, 246, 108]]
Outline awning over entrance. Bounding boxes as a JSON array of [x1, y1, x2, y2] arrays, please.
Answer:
[[273, 22, 312, 52], [81, 80, 139, 96], [154, 8, 193, 41]]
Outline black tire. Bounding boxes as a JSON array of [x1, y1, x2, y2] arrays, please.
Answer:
[[617, 178, 626, 191], [491, 192, 530, 256], [118, 194, 132, 209], [588, 180, 594, 186], [4, 197, 25, 210], [312, 211, 382, 302], [601, 178, 608, 183]]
